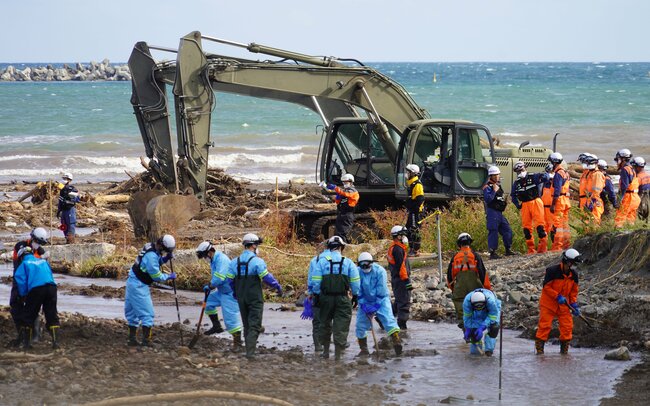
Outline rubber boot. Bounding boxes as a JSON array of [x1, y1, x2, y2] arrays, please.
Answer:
[[22, 327, 33, 350], [204, 315, 224, 335], [485, 350, 493, 357], [334, 345, 343, 361], [313, 335, 323, 353], [489, 250, 501, 260], [32, 317, 41, 344], [8, 327, 23, 349], [232, 332, 243, 353], [65, 234, 75, 244], [320, 339, 330, 359], [560, 340, 570, 355], [49, 326, 60, 349], [141, 326, 152, 347], [397, 319, 408, 330], [356, 337, 369, 357], [505, 247, 517, 256], [535, 338, 545, 355], [391, 332, 403, 356], [127, 326, 139, 346], [537, 237, 548, 254]]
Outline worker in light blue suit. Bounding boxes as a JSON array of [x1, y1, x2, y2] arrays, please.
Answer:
[[124, 234, 176, 347], [355, 252, 402, 357], [196, 241, 243, 352], [300, 241, 327, 352], [311, 236, 360, 360], [463, 288, 502, 356]]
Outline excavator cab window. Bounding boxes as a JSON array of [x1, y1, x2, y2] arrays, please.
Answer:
[[409, 125, 452, 194], [456, 127, 493, 190]]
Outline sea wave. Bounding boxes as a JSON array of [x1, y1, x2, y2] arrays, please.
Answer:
[[497, 132, 538, 138], [0, 154, 50, 162], [209, 152, 307, 168]]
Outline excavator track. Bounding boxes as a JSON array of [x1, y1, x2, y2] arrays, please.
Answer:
[[309, 215, 338, 241]]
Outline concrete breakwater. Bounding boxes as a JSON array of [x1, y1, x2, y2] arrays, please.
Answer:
[[0, 59, 131, 81]]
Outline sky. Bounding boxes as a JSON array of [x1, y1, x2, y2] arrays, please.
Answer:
[[2, 0, 649, 63]]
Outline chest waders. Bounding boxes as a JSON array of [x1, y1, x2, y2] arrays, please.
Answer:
[[319, 258, 352, 360], [235, 256, 264, 358], [451, 256, 484, 327]]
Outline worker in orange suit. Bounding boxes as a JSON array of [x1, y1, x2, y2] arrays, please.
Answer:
[[548, 153, 571, 250], [535, 248, 582, 355], [631, 157, 649, 222], [511, 161, 549, 254], [583, 156, 605, 225], [614, 149, 640, 228], [577, 153, 595, 210], [541, 163, 555, 236], [323, 173, 360, 242]]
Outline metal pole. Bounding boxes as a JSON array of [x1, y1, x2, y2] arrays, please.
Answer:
[[170, 260, 184, 345], [498, 296, 506, 401], [49, 180, 53, 241], [436, 212, 443, 282]]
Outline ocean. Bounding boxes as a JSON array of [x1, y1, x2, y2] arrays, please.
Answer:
[[1, 62, 649, 184]]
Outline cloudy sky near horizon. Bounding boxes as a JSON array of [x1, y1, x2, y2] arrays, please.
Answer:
[[3, 0, 649, 63]]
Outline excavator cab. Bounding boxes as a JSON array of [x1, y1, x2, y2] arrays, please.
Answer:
[[397, 120, 495, 201]]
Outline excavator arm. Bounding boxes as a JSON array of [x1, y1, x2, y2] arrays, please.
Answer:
[[129, 31, 429, 199]]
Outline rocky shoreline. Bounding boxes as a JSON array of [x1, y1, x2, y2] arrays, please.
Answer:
[[0, 60, 130, 81]]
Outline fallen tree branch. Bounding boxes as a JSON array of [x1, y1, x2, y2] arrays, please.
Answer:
[[79, 390, 294, 406], [0, 351, 55, 363], [278, 194, 307, 205], [264, 245, 312, 258]]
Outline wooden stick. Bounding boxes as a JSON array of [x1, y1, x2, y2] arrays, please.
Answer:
[[79, 390, 294, 406], [0, 352, 55, 363]]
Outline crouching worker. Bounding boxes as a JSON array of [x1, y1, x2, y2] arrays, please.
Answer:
[[13, 246, 60, 349], [463, 289, 501, 356], [124, 235, 176, 347], [196, 241, 243, 351], [535, 248, 582, 355], [355, 252, 402, 357]]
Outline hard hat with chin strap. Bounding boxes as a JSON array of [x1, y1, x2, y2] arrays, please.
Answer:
[[548, 152, 563, 164], [157, 234, 176, 252], [457, 232, 473, 246], [406, 164, 420, 175], [390, 225, 408, 237], [327, 235, 346, 249], [470, 291, 487, 310], [62, 172, 73, 181], [615, 148, 632, 161], [30, 227, 49, 245], [242, 233, 263, 246], [597, 159, 608, 170], [632, 156, 646, 168], [341, 173, 354, 183], [488, 166, 501, 176], [561, 248, 582, 263], [195, 241, 213, 259], [513, 161, 526, 172], [357, 252, 374, 264]]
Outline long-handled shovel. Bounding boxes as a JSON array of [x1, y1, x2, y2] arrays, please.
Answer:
[[170, 260, 184, 345], [188, 290, 210, 349], [366, 313, 381, 361], [564, 302, 593, 328]]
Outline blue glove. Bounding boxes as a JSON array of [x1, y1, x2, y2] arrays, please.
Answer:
[[326, 183, 336, 191], [569, 302, 580, 316], [161, 253, 174, 264], [463, 328, 473, 343], [473, 325, 487, 342], [203, 284, 211, 293], [167, 272, 177, 280], [361, 303, 380, 316], [300, 297, 314, 320], [556, 294, 567, 305]]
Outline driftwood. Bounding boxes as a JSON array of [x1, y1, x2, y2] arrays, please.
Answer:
[[18, 184, 41, 203], [95, 194, 130, 205], [0, 351, 56, 363], [79, 390, 294, 406], [278, 194, 307, 205], [567, 163, 618, 176]]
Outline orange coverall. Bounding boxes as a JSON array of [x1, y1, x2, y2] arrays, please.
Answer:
[[585, 170, 605, 224], [536, 263, 579, 342], [615, 165, 640, 227], [512, 173, 548, 254], [551, 168, 571, 251]]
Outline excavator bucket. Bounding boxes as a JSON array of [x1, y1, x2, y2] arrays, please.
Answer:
[[128, 191, 201, 240]]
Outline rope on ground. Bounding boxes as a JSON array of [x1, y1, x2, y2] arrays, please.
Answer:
[[265, 245, 312, 258], [80, 390, 294, 406]]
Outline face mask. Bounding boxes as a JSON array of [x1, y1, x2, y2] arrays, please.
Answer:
[[254, 247, 259, 255], [548, 173, 555, 179], [582, 163, 588, 170], [32, 242, 40, 250], [587, 164, 596, 170], [517, 171, 527, 179], [401, 236, 409, 245], [360, 263, 372, 273]]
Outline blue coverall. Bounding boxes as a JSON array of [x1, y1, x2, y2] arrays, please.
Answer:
[[14, 253, 59, 328], [206, 251, 242, 335], [483, 182, 513, 251], [463, 288, 502, 354], [356, 262, 400, 339], [124, 250, 171, 327]]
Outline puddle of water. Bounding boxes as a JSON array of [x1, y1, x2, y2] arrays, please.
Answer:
[[0, 264, 637, 405], [0, 227, 97, 242]]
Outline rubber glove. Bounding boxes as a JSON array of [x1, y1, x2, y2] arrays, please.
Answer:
[[463, 328, 473, 343], [300, 297, 313, 320], [351, 295, 359, 309], [361, 303, 380, 316], [569, 302, 581, 316], [326, 183, 336, 191], [167, 272, 177, 280], [203, 284, 211, 293], [161, 253, 174, 264], [474, 325, 487, 342], [318, 181, 328, 189], [556, 294, 567, 305]]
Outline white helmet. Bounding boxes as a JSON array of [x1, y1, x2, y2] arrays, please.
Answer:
[[327, 235, 346, 249], [30, 227, 49, 245], [562, 248, 582, 263], [548, 152, 563, 164], [406, 164, 420, 175], [17, 246, 33, 258], [390, 225, 408, 237], [632, 156, 646, 168], [242, 233, 263, 246], [341, 173, 354, 183], [487, 166, 501, 176], [615, 148, 632, 162], [470, 291, 487, 310], [597, 159, 608, 170], [513, 161, 526, 172], [357, 252, 373, 263], [62, 172, 73, 181], [195, 241, 213, 259], [157, 234, 176, 252], [457, 232, 473, 246]]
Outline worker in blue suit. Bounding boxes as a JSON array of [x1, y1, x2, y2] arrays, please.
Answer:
[[355, 252, 402, 357], [196, 241, 243, 352], [311, 235, 360, 361], [13, 246, 60, 349], [463, 288, 502, 356], [227, 233, 283, 359], [124, 234, 176, 346], [483, 166, 514, 259]]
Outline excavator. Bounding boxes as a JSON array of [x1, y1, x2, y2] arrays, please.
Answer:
[[128, 31, 553, 239]]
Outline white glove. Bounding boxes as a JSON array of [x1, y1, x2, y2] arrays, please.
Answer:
[[318, 181, 327, 189]]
